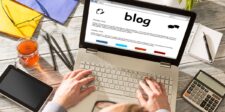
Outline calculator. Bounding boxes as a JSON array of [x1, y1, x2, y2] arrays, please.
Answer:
[[183, 70, 225, 112]]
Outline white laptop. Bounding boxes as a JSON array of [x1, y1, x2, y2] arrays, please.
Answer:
[[69, 0, 196, 112]]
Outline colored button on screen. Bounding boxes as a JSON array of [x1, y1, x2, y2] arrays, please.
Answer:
[[96, 40, 108, 44], [116, 43, 127, 48], [135, 47, 146, 51], [154, 51, 166, 55]]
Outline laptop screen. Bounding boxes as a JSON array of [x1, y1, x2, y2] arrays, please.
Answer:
[[84, 0, 191, 59]]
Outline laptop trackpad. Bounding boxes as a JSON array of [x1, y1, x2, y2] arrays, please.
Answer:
[[92, 92, 138, 112], [68, 91, 137, 112], [67, 92, 97, 112]]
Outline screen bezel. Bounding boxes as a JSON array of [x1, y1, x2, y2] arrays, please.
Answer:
[[0, 65, 53, 112], [80, 0, 196, 66]]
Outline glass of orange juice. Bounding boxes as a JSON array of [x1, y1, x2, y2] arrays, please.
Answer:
[[17, 39, 40, 67]]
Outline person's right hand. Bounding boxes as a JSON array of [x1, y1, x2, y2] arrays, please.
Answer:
[[136, 78, 171, 112], [52, 69, 96, 109]]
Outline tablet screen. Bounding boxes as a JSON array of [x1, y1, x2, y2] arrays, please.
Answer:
[[0, 66, 52, 111]]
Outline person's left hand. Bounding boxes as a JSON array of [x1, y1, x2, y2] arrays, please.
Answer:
[[52, 69, 96, 109]]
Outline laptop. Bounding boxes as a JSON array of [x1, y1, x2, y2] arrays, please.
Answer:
[[69, 0, 196, 112]]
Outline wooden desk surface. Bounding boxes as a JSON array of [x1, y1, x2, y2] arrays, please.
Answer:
[[0, 1, 225, 112]]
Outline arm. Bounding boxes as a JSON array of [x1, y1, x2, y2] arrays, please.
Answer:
[[137, 77, 171, 112]]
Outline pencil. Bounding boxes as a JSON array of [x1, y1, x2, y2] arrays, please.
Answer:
[[48, 35, 72, 68], [46, 34, 57, 71], [62, 34, 75, 67], [42, 35, 73, 71], [203, 32, 213, 63]]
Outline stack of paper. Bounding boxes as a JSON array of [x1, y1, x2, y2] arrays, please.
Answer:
[[188, 23, 223, 63], [16, 0, 79, 24], [0, 0, 42, 39]]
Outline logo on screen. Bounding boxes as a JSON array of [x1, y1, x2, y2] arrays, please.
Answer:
[[96, 8, 104, 14], [124, 12, 151, 27], [168, 25, 180, 29]]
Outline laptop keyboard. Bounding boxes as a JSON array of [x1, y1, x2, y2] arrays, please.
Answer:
[[79, 61, 173, 102]]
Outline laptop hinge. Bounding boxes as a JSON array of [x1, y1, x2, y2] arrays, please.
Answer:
[[86, 48, 98, 54], [160, 62, 171, 68]]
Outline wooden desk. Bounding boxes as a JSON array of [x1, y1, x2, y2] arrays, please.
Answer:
[[0, 1, 225, 112]]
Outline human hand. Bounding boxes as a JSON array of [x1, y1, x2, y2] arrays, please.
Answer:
[[136, 78, 170, 112], [52, 69, 96, 109]]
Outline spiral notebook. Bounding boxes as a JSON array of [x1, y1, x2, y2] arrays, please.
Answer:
[[16, 0, 79, 24], [188, 23, 223, 63]]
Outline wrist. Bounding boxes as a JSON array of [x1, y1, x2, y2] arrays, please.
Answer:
[[145, 105, 170, 112], [52, 98, 67, 109]]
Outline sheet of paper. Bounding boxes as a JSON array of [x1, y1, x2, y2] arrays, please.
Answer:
[[16, 0, 79, 24], [0, 0, 42, 39], [188, 24, 223, 62]]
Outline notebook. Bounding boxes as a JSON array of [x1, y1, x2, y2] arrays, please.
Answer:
[[188, 23, 223, 63], [0, 0, 42, 39], [16, 0, 79, 24]]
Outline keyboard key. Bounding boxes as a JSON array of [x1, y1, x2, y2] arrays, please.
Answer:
[[113, 75, 118, 79], [111, 70, 116, 74], [120, 86, 125, 91], [115, 85, 119, 90], [129, 83, 133, 87], [96, 67, 100, 71], [113, 80, 118, 84], [110, 84, 115, 89], [126, 87, 131, 92], [208, 109, 213, 112], [102, 78, 107, 82], [118, 76, 123, 80], [85, 65, 90, 69], [123, 77, 128, 81], [106, 69, 110, 73], [204, 106, 209, 111], [79, 64, 84, 68], [108, 79, 113, 84], [101, 68, 105, 72], [207, 95, 211, 99], [119, 81, 123, 86], [200, 101, 207, 107], [102, 73, 107, 78]]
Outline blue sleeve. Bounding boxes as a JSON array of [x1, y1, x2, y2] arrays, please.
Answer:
[[42, 102, 67, 112]]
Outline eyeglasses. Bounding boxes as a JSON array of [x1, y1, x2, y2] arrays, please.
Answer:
[[0, 0, 42, 29], [92, 101, 117, 112]]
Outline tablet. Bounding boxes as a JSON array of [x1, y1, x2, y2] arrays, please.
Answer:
[[0, 65, 53, 112]]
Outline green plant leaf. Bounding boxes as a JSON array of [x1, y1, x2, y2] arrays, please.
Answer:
[[177, 0, 182, 4]]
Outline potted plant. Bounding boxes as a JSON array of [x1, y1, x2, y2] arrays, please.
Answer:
[[178, 0, 200, 10], [140, 0, 200, 10]]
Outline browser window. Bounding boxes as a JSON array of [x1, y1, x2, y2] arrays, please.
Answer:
[[85, 0, 191, 59]]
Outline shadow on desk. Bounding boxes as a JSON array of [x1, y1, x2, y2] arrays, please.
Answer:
[[23, 57, 63, 88]]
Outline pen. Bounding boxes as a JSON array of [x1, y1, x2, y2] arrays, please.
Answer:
[[203, 32, 213, 63], [62, 34, 75, 67], [46, 34, 57, 71]]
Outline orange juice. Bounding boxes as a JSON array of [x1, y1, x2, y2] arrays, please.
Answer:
[[17, 40, 39, 67]]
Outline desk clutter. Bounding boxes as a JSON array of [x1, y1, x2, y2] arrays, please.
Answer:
[[0, 0, 79, 39], [42, 33, 75, 71]]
